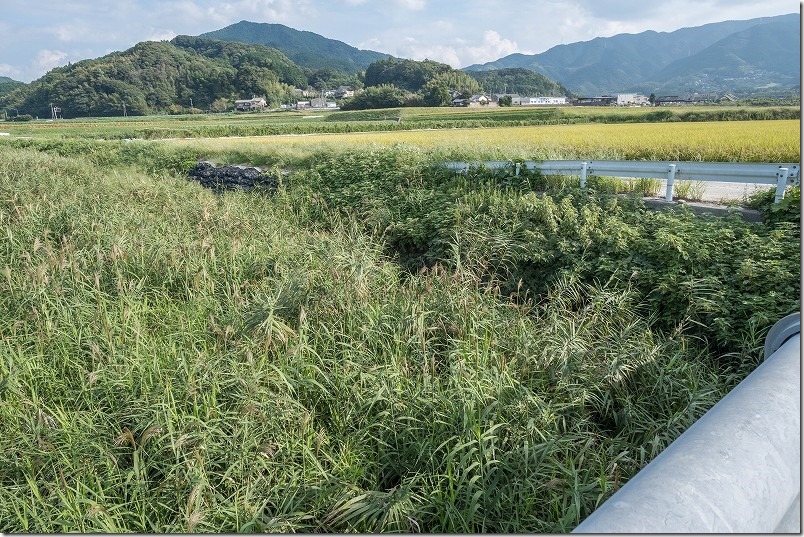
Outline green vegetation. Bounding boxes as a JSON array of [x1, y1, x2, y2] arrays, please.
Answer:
[[199, 20, 387, 73], [0, 76, 25, 97], [339, 58, 486, 109], [0, 138, 799, 532], [364, 58, 482, 97], [466, 68, 574, 98], [0, 37, 308, 118], [1, 104, 797, 142]]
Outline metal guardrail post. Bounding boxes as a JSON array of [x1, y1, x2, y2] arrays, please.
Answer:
[[580, 161, 588, 188], [775, 167, 790, 204], [442, 160, 800, 204], [572, 313, 801, 533], [665, 163, 677, 201]]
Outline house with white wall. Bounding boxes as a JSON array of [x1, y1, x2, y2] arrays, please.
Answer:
[[616, 93, 650, 106], [521, 96, 567, 106]]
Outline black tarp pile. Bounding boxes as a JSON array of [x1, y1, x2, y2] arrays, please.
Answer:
[[188, 162, 281, 193]]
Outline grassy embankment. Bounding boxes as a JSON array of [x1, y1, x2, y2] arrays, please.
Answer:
[[0, 136, 799, 531]]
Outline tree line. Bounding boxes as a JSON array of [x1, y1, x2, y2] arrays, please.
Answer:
[[0, 37, 576, 117]]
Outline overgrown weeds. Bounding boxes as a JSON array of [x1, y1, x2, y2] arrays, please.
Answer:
[[0, 144, 798, 532]]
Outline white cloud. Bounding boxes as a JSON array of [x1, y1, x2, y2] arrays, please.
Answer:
[[196, 0, 314, 25], [33, 50, 69, 73], [52, 25, 85, 42], [145, 30, 178, 42], [0, 63, 22, 79], [396, 0, 426, 9], [463, 30, 520, 65]]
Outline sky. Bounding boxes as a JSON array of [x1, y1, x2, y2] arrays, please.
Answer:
[[1, 0, 799, 83]]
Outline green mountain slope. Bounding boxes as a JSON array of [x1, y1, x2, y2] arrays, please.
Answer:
[[0, 76, 25, 97], [465, 68, 574, 97], [200, 20, 388, 73], [464, 13, 799, 96], [651, 19, 800, 94], [0, 37, 308, 118]]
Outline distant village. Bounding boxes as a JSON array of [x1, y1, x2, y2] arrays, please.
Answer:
[[235, 86, 739, 112]]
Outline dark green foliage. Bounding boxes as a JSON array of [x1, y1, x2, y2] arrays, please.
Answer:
[[0, 144, 796, 532], [0, 37, 307, 117], [354, 58, 485, 109], [199, 20, 387, 73], [746, 186, 801, 225], [364, 57, 453, 92], [0, 77, 25, 97], [294, 147, 800, 358], [340, 85, 417, 111], [466, 67, 574, 98]]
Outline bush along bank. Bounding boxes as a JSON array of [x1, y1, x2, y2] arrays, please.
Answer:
[[288, 145, 800, 360], [0, 145, 798, 533]]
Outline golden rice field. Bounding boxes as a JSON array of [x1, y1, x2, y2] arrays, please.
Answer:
[[166, 119, 801, 163]]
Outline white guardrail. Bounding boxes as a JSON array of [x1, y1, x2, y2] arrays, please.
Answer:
[[443, 160, 801, 203], [572, 312, 801, 533]]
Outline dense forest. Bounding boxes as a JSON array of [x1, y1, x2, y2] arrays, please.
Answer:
[[341, 57, 486, 110], [0, 37, 310, 118], [0, 77, 25, 98], [200, 20, 387, 73], [0, 37, 580, 117], [465, 68, 574, 98]]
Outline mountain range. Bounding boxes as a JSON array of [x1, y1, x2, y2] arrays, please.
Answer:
[[200, 21, 387, 73], [0, 13, 798, 118], [463, 13, 799, 96]]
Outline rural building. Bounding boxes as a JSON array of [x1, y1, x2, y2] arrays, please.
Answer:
[[294, 87, 318, 98], [688, 92, 720, 103], [235, 97, 267, 111], [491, 93, 522, 105], [334, 86, 355, 98], [310, 97, 338, 109], [616, 93, 650, 106], [467, 94, 492, 107], [573, 96, 618, 106], [521, 96, 568, 106], [295, 101, 311, 110], [655, 95, 691, 105]]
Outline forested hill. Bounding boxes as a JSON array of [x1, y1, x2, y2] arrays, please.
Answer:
[[465, 68, 574, 98], [0, 76, 25, 97], [0, 36, 309, 118], [200, 21, 388, 73]]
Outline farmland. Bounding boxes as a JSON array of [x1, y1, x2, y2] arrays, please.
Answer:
[[0, 103, 797, 141], [0, 106, 800, 532]]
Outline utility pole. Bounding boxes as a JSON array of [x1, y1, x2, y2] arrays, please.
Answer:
[[122, 102, 127, 117]]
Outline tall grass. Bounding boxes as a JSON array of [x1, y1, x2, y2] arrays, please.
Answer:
[[0, 146, 771, 532]]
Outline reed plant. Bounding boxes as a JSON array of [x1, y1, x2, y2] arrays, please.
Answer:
[[0, 142, 798, 532]]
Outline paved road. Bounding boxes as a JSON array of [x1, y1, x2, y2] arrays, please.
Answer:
[[651, 180, 770, 204]]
